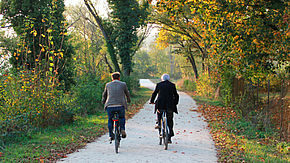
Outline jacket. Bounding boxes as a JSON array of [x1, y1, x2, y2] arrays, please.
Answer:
[[102, 80, 131, 110], [150, 80, 179, 114]]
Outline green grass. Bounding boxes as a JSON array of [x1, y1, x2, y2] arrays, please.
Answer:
[[192, 95, 224, 107], [0, 87, 152, 162], [243, 139, 289, 163]]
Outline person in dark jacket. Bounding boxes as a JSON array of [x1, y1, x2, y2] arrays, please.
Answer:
[[149, 74, 179, 143]]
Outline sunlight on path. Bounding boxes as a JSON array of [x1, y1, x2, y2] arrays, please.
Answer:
[[60, 79, 217, 163]]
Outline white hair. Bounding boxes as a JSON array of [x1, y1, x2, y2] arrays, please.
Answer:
[[161, 74, 170, 81]]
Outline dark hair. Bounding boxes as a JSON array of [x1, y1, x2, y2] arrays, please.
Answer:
[[111, 72, 120, 80]]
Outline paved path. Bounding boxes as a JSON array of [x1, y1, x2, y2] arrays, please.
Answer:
[[60, 79, 217, 163]]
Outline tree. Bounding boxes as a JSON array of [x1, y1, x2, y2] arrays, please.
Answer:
[[1, 0, 74, 90], [153, 1, 209, 79], [84, 0, 149, 76], [65, 5, 112, 76], [154, 0, 289, 78]]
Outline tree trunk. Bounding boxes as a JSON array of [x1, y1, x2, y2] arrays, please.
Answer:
[[104, 54, 113, 73], [84, 0, 121, 73], [187, 55, 199, 79]]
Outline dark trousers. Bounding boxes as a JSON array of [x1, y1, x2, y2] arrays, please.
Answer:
[[106, 106, 125, 137], [157, 110, 174, 137]]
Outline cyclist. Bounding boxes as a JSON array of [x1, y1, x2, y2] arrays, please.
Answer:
[[102, 72, 131, 141], [149, 74, 179, 143]]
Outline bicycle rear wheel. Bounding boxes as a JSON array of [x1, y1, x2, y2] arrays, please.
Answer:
[[163, 117, 169, 150], [159, 119, 162, 145]]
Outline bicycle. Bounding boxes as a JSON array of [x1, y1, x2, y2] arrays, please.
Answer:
[[110, 111, 121, 153], [158, 110, 170, 150]]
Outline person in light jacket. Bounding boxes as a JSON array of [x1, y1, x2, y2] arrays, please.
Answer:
[[102, 72, 131, 140]]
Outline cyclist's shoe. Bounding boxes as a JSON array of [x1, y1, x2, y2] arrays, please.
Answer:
[[155, 124, 160, 129], [168, 137, 172, 144], [121, 130, 127, 138], [109, 136, 115, 142], [109, 133, 115, 141]]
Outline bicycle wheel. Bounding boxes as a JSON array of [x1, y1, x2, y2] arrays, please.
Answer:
[[159, 119, 162, 145], [163, 116, 169, 150], [114, 122, 120, 154]]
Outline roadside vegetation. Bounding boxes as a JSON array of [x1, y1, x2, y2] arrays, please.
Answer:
[[0, 87, 151, 162]]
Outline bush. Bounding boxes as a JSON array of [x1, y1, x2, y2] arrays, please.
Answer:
[[0, 70, 74, 141], [182, 79, 196, 91], [70, 73, 106, 115], [121, 75, 140, 95], [196, 71, 217, 97]]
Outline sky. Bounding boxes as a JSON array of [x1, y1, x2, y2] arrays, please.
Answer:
[[65, 0, 109, 17]]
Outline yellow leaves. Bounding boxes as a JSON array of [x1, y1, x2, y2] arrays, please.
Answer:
[[252, 39, 259, 44], [233, 35, 239, 40], [30, 30, 37, 37], [47, 28, 52, 33], [59, 32, 67, 36]]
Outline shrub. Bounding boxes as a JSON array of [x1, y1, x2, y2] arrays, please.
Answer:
[[70, 73, 105, 115], [0, 70, 73, 141], [196, 71, 217, 98], [182, 79, 196, 91], [121, 75, 140, 95]]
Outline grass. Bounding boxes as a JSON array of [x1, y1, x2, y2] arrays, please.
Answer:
[[191, 95, 224, 107], [191, 94, 289, 162], [0, 87, 152, 162]]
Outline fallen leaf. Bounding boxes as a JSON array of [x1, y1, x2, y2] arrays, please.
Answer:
[[173, 151, 177, 153], [181, 152, 185, 154]]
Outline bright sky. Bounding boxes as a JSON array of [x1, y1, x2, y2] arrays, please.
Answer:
[[65, 0, 108, 16]]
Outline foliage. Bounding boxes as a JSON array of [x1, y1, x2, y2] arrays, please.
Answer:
[[65, 5, 112, 75], [131, 50, 155, 78], [70, 73, 107, 115], [195, 71, 218, 98], [180, 79, 196, 91], [107, 0, 149, 76], [0, 6, 76, 142], [0, 70, 74, 143], [0, 0, 75, 90], [154, 0, 289, 105], [84, 0, 150, 76]]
